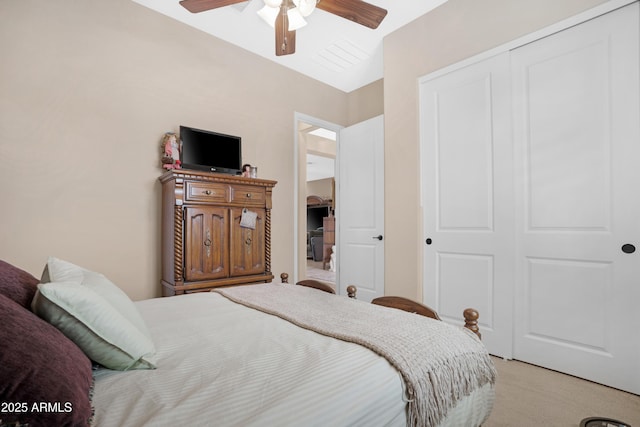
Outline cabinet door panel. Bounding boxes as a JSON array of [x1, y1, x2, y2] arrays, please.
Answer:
[[230, 208, 265, 276], [184, 206, 229, 281]]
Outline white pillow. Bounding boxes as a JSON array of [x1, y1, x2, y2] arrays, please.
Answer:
[[33, 257, 157, 370]]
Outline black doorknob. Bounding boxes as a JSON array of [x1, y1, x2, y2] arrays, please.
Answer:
[[622, 244, 636, 254], [425, 238, 432, 245], [372, 235, 383, 241]]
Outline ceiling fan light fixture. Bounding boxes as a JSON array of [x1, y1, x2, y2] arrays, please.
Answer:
[[287, 7, 307, 31], [263, 0, 283, 7], [257, 4, 280, 27], [292, 0, 316, 17]]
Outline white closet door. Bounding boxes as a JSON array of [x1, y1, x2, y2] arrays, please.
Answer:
[[420, 53, 514, 357], [511, 3, 640, 394]]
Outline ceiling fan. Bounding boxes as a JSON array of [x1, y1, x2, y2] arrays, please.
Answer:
[[179, 0, 388, 56]]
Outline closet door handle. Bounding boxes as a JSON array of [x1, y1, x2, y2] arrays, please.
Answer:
[[622, 243, 636, 254], [372, 235, 383, 241]]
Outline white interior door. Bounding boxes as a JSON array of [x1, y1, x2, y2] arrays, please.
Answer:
[[419, 53, 514, 357], [511, 3, 640, 394], [337, 115, 384, 302]]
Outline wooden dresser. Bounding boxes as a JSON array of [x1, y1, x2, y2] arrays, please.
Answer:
[[159, 169, 277, 296]]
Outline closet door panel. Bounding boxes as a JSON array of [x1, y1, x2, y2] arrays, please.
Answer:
[[512, 2, 640, 394], [524, 39, 610, 231], [420, 52, 515, 357]]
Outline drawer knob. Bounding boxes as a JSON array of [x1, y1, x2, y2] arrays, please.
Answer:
[[246, 193, 252, 198], [204, 190, 212, 195]]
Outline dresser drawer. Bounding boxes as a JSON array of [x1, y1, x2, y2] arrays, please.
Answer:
[[230, 185, 265, 206], [184, 181, 228, 203]]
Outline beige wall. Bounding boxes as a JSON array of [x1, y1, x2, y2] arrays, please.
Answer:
[[306, 179, 333, 200], [2, 0, 610, 303], [382, 0, 611, 300], [347, 79, 384, 125], [0, 0, 351, 300]]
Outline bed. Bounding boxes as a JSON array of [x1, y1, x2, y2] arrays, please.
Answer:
[[0, 258, 496, 427]]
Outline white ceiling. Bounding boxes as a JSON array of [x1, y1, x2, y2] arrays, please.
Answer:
[[132, 0, 448, 92], [305, 127, 336, 182], [307, 153, 335, 182]]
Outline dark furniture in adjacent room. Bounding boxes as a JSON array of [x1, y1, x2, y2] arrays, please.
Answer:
[[306, 195, 333, 265]]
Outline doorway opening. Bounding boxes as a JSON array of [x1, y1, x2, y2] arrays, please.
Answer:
[[294, 113, 341, 286]]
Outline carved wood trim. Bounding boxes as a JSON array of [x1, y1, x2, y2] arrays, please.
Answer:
[[174, 206, 184, 285], [306, 195, 332, 207], [265, 209, 271, 274], [160, 169, 277, 188]]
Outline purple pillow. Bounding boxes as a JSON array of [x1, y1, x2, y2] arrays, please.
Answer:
[[0, 294, 93, 426], [0, 259, 39, 308]]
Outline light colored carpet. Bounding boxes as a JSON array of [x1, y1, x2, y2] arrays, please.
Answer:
[[305, 260, 335, 284], [485, 356, 640, 426]]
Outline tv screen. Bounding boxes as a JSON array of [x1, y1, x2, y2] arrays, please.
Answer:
[[307, 206, 329, 231], [180, 125, 242, 175]]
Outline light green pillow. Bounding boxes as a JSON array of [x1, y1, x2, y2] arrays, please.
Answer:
[[33, 257, 157, 370], [40, 257, 154, 339]]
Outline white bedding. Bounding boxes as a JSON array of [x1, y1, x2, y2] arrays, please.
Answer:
[[91, 291, 494, 426]]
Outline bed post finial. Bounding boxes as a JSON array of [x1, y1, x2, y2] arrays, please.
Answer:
[[281, 273, 289, 283], [346, 285, 357, 299], [463, 308, 481, 340]]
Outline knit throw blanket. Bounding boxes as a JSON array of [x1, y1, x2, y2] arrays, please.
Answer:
[[214, 284, 496, 427]]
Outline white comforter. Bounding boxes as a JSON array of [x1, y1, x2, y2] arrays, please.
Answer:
[[91, 291, 494, 426]]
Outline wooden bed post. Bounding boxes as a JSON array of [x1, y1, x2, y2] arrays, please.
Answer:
[[463, 308, 481, 339], [280, 273, 289, 283], [346, 285, 357, 299]]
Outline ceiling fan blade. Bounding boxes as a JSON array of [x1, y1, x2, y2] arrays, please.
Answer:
[[179, 0, 246, 13], [316, 0, 387, 29], [275, 3, 296, 56]]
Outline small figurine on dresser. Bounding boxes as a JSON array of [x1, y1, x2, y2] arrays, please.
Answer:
[[161, 132, 181, 170]]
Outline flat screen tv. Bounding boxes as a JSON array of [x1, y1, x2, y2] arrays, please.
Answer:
[[307, 206, 329, 231], [180, 125, 242, 175]]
